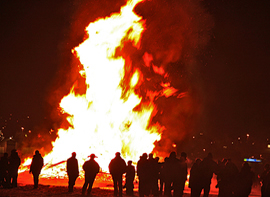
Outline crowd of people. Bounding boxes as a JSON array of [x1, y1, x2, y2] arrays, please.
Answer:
[[0, 149, 270, 197], [0, 149, 21, 188], [189, 153, 255, 197]]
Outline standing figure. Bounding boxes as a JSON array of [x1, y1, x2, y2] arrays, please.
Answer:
[[259, 163, 270, 197], [82, 154, 100, 195], [109, 152, 127, 197], [29, 150, 44, 189], [125, 160, 135, 196], [159, 157, 168, 195], [137, 153, 149, 197], [189, 158, 202, 197], [66, 152, 79, 192], [8, 149, 21, 187], [216, 158, 227, 197], [234, 162, 254, 197], [175, 152, 188, 197], [221, 159, 239, 197], [0, 153, 9, 188], [164, 151, 180, 197], [147, 153, 159, 196], [199, 153, 217, 197]]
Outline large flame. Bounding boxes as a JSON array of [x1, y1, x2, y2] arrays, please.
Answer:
[[20, 0, 181, 178]]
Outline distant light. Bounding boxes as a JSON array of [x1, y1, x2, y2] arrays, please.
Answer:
[[232, 142, 234, 145], [200, 133, 203, 136], [223, 146, 227, 149], [27, 116, 29, 119], [252, 142, 255, 145], [268, 144, 270, 149], [238, 137, 241, 140], [172, 144, 176, 148], [24, 134, 27, 137], [192, 136, 195, 139], [244, 158, 261, 163], [203, 148, 206, 152], [247, 134, 250, 137]]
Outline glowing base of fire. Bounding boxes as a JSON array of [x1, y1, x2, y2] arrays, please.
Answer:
[[18, 171, 117, 188], [18, 172, 263, 196], [17, 171, 218, 195]]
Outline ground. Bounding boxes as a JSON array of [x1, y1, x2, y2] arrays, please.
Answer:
[[0, 185, 218, 197], [0, 172, 261, 196], [0, 184, 262, 197]]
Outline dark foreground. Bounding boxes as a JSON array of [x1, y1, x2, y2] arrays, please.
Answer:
[[0, 185, 218, 197], [0, 184, 261, 197], [0, 172, 261, 196]]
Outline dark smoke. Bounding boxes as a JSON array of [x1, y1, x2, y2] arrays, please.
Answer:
[[21, 0, 214, 159], [133, 0, 214, 157]]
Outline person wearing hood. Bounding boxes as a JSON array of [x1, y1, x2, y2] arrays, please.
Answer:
[[29, 150, 44, 189], [8, 149, 21, 188]]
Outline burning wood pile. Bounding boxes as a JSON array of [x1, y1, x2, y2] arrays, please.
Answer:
[[19, 0, 212, 181]]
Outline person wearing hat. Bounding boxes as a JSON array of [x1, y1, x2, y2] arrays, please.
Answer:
[[29, 150, 44, 189], [82, 153, 100, 195], [109, 152, 127, 197], [66, 152, 79, 192]]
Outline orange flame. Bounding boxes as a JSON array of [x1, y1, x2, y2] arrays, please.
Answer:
[[20, 0, 181, 178]]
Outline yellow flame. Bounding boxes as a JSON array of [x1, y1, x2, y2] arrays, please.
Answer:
[[20, 0, 167, 178]]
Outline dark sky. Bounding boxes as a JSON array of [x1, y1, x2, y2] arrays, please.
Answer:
[[0, 0, 269, 145], [201, 0, 270, 141]]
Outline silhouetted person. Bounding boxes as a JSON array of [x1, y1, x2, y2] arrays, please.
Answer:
[[125, 160, 135, 196], [234, 162, 254, 197], [147, 153, 159, 196], [159, 157, 168, 195], [221, 159, 239, 197], [175, 152, 188, 197], [259, 163, 270, 197], [155, 157, 163, 195], [8, 149, 21, 187], [216, 158, 227, 197], [29, 150, 44, 189], [137, 153, 149, 197], [66, 152, 79, 192], [165, 151, 180, 197], [82, 154, 100, 195], [199, 153, 217, 197], [109, 152, 126, 197], [0, 153, 9, 188], [189, 158, 202, 197]]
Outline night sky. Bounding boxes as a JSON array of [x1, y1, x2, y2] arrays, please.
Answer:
[[0, 0, 270, 151]]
